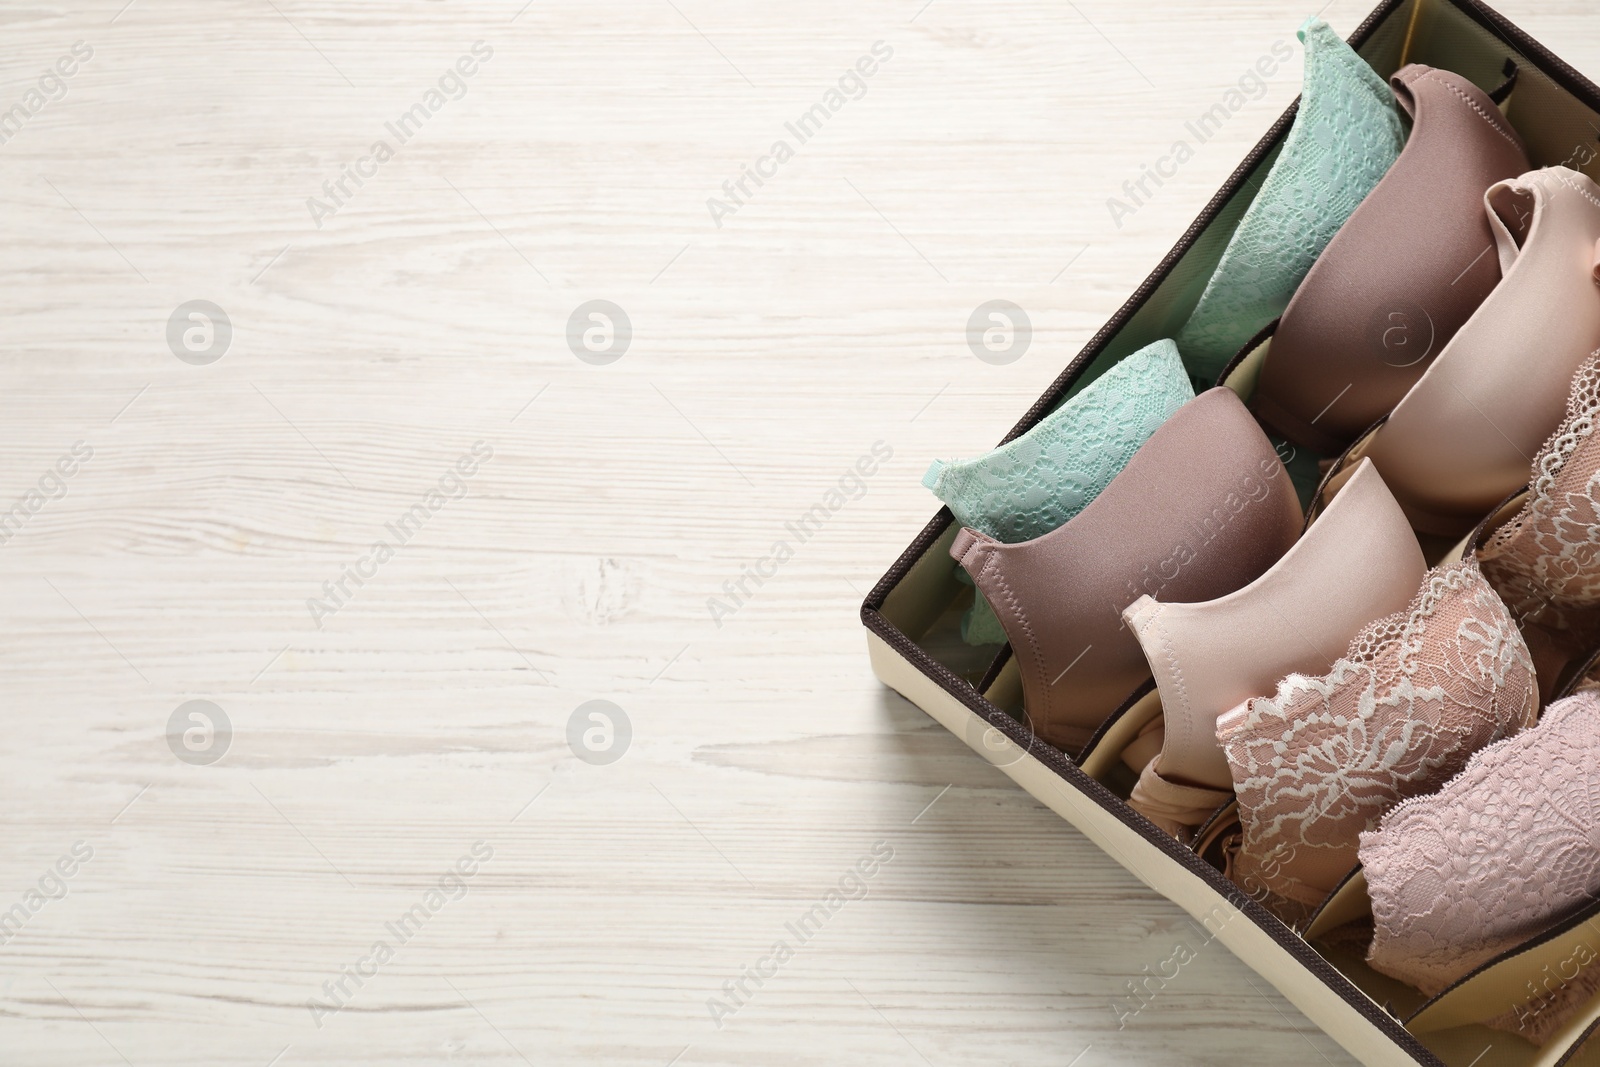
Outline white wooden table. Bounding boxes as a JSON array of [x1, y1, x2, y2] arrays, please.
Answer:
[[1, 1, 1593, 1063]]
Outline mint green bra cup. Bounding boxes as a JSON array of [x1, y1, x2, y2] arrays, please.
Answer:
[[924, 339, 1194, 644], [1174, 16, 1405, 381]]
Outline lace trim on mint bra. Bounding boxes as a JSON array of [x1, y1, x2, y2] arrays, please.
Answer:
[[924, 339, 1192, 644], [1217, 558, 1537, 918], [1174, 16, 1404, 380], [924, 339, 1191, 543]]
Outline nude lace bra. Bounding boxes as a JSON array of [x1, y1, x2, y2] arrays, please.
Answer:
[[1174, 17, 1404, 381], [1216, 554, 1538, 916], [1480, 354, 1600, 698], [1124, 460, 1426, 837], [1359, 167, 1600, 536], [951, 387, 1302, 752], [1252, 65, 1530, 455], [1361, 690, 1600, 1045]]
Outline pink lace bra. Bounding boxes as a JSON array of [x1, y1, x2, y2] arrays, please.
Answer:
[[1480, 353, 1600, 699], [1215, 556, 1538, 917], [1361, 690, 1600, 1044]]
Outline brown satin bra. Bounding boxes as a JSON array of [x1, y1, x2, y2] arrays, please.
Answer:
[[1253, 65, 1530, 455], [951, 388, 1302, 752]]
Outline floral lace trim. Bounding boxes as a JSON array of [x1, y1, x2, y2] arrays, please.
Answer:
[[1218, 559, 1537, 916], [1481, 354, 1600, 648], [1173, 17, 1404, 379], [1362, 692, 1600, 1044]]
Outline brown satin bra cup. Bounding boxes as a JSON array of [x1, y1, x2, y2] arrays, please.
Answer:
[[1252, 64, 1530, 456], [1124, 460, 1426, 837], [1360, 167, 1600, 537], [950, 388, 1302, 753]]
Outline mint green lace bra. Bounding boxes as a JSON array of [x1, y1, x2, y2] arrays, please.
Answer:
[[925, 339, 1194, 643], [1175, 16, 1405, 381]]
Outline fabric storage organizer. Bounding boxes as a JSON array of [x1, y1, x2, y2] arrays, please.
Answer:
[[860, 1, 1600, 1065]]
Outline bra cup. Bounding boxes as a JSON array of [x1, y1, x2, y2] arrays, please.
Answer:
[[1360, 691, 1600, 1044], [1217, 556, 1538, 913], [1362, 167, 1600, 535], [924, 339, 1193, 543], [1173, 17, 1405, 378], [1253, 65, 1530, 455], [1127, 460, 1425, 800], [1479, 354, 1600, 692], [951, 388, 1303, 752]]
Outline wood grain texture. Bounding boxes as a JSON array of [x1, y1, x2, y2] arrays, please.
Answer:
[[1, 1, 1595, 1064]]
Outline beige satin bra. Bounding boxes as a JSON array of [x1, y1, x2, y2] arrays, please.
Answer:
[[1358, 167, 1600, 536], [1125, 460, 1426, 837]]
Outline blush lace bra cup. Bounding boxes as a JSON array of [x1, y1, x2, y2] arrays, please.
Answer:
[[1175, 17, 1404, 382], [1361, 691, 1600, 1045], [950, 387, 1302, 753], [923, 339, 1193, 645], [1251, 65, 1530, 456], [1480, 354, 1600, 697], [1124, 460, 1426, 837], [1358, 167, 1600, 536], [1215, 554, 1538, 918]]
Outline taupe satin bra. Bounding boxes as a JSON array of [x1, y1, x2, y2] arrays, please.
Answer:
[[1358, 166, 1600, 536], [951, 388, 1302, 752], [1252, 64, 1530, 455], [1124, 459, 1426, 837]]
